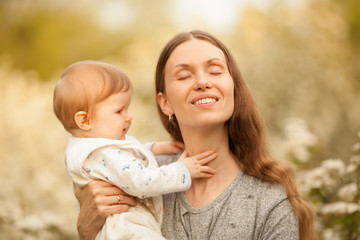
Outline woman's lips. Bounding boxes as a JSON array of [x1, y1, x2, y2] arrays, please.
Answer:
[[191, 95, 219, 106], [194, 97, 217, 105]]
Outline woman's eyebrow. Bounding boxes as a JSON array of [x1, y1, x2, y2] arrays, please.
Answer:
[[207, 58, 226, 64], [171, 58, 225, 73], [170, 64, 191, 76], [173, 63, 190, 69], [174, 58, 224, 68]]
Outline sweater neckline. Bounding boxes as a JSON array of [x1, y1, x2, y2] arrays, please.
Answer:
[[178, 169, 244, 214]]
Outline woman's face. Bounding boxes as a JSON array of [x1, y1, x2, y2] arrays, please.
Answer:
[[159, 39, 235, 129]]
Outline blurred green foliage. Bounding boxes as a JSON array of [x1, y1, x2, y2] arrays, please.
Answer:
[[341, 0, 360, 43], [0, 1, 133, 80], [0, 0, 358, 84]]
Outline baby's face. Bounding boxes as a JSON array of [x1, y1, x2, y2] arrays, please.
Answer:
[[89, 90, 132, 140]]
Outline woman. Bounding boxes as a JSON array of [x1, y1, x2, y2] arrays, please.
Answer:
[[75, 30, 317, 240]]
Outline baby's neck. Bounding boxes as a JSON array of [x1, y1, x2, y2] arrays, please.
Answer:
[[70, 129, 90, 138]]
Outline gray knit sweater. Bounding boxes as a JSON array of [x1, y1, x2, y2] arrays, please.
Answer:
[[156, 155, 299, 240]]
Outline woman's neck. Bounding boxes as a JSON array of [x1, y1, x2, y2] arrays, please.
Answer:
[[180, 125, 241, 207], [181, 125, 237, 168], [181, 124, 226, 153]]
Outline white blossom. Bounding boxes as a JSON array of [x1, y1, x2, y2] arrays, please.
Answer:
[[15, 212, 63, 232], [284, 118, 318, 146], [282, 118, 318, 163], [350, 155, 360, 166], [15, 215, 48, 231], [321, 202, 360, 215], [320, 159, 345, 176], [353, 142, 360, 152], [346, 155, 360, 173], [322, 228, 341, 240], [298, 159, 345, 193], [338, 183, 358, 201]]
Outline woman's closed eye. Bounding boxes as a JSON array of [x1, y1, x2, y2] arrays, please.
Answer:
[[177, 70, 192, 80], [208, 65, 224, 75]]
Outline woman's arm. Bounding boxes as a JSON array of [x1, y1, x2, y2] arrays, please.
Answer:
[[74, 180, 137, 240]]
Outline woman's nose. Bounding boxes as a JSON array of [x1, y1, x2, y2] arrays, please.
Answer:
[[193, 73, 212, 90]]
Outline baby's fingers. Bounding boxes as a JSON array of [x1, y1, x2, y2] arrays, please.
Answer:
[[200, 166, 216, 175], [197, 172, 216, 178], [194, 166, 216, 179], [194, 151, 216, 159], [197, 152, 218, 165], [179, 150, 188, 159]]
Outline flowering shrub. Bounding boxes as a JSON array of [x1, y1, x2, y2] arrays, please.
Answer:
[[284, 119, 360, 240]]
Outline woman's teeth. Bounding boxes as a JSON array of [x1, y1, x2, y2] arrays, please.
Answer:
[[194, 98, 217, 105]]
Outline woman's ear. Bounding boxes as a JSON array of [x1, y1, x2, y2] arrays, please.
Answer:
[[74, 111, 91, 131], [157, 92, 173, 115]]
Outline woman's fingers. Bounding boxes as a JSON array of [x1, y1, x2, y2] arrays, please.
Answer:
[[77, 179, 137, 211], [91, 185, 137, 207], [111, 194, 137, 207], [99, 203, 130, 217], [76, 180, 138, 239], [95, 195, 136, 216]]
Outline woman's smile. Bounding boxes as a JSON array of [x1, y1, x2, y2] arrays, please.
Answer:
[[191, 94, 219, 107]]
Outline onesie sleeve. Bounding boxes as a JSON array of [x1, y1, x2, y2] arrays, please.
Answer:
[[82, 146, 191, 198]]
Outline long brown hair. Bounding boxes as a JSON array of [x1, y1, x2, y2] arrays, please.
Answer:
[[155, 30, 317, 240]]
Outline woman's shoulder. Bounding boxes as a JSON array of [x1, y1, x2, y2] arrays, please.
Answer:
[[236, 171, 289, 205], [238, 172, 299, 238]]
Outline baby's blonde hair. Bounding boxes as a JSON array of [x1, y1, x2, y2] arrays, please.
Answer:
[[53, 60, 132, 132]]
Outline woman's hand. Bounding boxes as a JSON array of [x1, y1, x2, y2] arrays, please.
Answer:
[[74, 180, 137, 240]]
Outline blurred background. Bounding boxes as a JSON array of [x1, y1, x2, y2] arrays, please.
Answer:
[[0, 0, 359, 239]]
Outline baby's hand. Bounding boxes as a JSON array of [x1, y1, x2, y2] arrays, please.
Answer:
[[178, 151, 217, 179], [151, 141, 184, 155]]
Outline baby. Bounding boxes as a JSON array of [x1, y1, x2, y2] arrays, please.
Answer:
[[53, 60, 216, 239]]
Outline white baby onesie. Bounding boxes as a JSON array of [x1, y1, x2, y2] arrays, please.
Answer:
[[65, 135, 191, 240]]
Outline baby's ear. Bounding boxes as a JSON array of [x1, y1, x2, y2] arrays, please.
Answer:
[[157, 92, 174, 115], [74, 111, 91, 130]]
